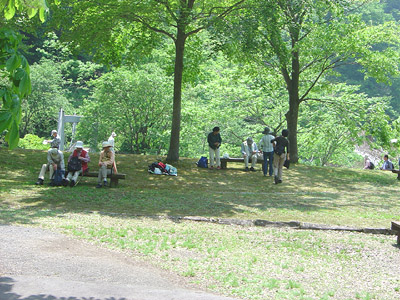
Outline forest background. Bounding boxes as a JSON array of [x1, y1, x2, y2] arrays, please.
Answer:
[[2, 0, 400, 168]]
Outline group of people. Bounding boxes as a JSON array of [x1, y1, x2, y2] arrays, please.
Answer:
[[207, 126, 290, 184], [35, 130, 116, 188], [364, 154, 398, 171]]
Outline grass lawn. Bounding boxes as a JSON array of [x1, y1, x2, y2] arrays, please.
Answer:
[[1, 148, 400, 299]]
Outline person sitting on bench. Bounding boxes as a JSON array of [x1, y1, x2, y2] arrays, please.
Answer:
[[35, 141, 65, 185], [241, 137, 258, 171], [63, 141, 90, 187], [96, 141, 115, 188]]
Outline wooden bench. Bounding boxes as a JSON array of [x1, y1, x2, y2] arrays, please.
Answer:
[[391, 169, 400, 180], [83, 171, 126, 187], [391, 221, 400, 245], [220, 157, 265, 169]]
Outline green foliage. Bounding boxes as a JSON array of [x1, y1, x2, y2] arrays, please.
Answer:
[[37, 32, 105, 107], [212, 0, 400, 162], [0, 28, 31, 149], [180, 55, 287, 158], [298, 83, 392, 167], [1, 0, 49, 22], [0, 0, 53, 149], [50, 0, 246, 160], [18, 133, 48, 150], [77, 64, 172, 153], [20, 58, 71, 137]]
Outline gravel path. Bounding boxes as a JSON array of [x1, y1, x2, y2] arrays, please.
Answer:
[[0, 225, 238, 300]]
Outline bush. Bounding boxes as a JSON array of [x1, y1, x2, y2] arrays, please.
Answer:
[[18, 134, 49, 150]]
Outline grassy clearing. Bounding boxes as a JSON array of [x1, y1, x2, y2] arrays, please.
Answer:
[[1, 148, 400, 299], [1, 148, 399, 227]]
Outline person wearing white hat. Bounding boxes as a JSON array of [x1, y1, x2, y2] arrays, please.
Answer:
[[63, 141, 90, 187], [35, 143, 65, 185], [96, 141, 115, 188]]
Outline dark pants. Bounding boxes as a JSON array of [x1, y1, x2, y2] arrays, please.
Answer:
[[263, 151, 274, 176]]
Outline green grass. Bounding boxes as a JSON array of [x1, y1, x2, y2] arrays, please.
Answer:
[[1, 148, 400, 300], [1, 148, 400, 227]]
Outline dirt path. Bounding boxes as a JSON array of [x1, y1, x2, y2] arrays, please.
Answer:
[[0, 225, 238, 300]]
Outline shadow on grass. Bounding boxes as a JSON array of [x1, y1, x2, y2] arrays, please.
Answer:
[[1, 148, 400, 226]]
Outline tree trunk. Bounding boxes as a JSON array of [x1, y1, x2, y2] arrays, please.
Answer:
[[286, 97, 299, 163], [166, 30, 186, 161], [286, 41, 300, 163]]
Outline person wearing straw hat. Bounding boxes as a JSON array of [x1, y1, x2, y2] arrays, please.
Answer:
[[96, 141, 115, 188], [63, 141, 90, 187]]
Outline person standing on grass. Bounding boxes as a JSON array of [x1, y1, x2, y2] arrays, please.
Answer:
[[259, 127, 275, 176], [207, 126, 222, 169], [96, 141, 115, 188], [241, 137, 258, 172], [271, 129, 290, 184], [44, 130, 61, 149]]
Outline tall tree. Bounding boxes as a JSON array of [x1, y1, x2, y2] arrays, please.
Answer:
[[51, 0, 245, 160], [215, 0, 400, 162]]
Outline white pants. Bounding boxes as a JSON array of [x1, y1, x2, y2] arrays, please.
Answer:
[[98, 165, 112, 183], [244, 153, 258, 168], [38, 164, 55, 180], [66, 169, 82, 182], [209, 147, 220, 167]]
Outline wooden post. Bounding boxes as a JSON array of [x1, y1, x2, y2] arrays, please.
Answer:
[[391, 221, 400, 245]]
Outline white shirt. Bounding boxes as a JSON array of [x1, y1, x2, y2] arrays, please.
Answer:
[[259, 134, 275, 152]]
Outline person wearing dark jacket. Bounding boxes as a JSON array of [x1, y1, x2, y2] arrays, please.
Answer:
[[271, 129, 290, 184], [207, 127, 222, 169]]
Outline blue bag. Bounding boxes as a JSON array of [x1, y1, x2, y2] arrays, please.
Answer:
[[51, 169, 65, 186], [196, 156, 208, 168]]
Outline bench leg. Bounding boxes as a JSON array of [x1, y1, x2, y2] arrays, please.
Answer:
[[220, 161, 227, 169], [397, 235, 400, 245], [110, 178, 118, 188]]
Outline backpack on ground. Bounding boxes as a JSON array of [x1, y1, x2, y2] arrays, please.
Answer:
[[368, 162, 375, 170], [50, 169, 65, 186], [68, 156, 82, 172], [196, 156, 208, 168], [148, 162, 167, 174]]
